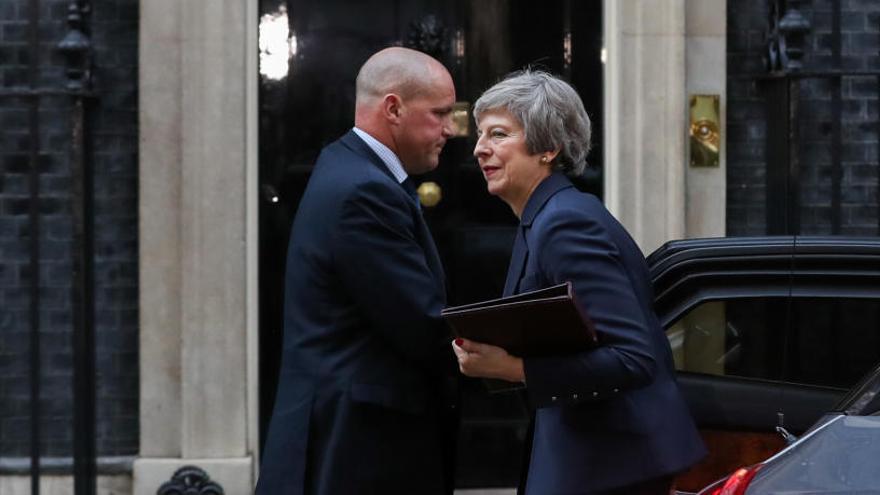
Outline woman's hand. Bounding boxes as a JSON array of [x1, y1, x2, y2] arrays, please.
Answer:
[[451, 338, 525, 383]]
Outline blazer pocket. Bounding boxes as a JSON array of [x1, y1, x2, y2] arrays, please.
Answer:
[[349, 382, 427, 415]]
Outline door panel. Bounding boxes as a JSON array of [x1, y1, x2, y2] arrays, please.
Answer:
[[667, 297, 794, 492], [650, 238, 880, 491], [667, 295, 880, 491]]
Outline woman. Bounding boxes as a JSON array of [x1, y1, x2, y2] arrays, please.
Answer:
[[452, 71, 706, 495]]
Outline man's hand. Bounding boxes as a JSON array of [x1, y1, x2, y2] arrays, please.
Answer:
[[451, 338, 525, 383]]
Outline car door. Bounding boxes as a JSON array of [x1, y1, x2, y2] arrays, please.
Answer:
[[785, 237, 880, 393], [650, 236, 880, 492], [649, 237, 804, 491]]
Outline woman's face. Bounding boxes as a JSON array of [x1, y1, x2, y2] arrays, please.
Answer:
[[473, 109, 553, 216]]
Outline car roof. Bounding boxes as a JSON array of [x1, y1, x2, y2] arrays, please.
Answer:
[[649, 236, 880, 276], [647, 236, 880, 327]]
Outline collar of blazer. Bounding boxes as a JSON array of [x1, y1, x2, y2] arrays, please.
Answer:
[[340, 129, 400, 184], [520, 172, 575, 227], [504, 173, 573, 295]]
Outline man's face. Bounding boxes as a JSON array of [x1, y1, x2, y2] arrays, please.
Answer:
[[394, 71, 456, 175]]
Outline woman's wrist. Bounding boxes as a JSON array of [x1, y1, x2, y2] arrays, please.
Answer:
[[508, 356, 525, 383]]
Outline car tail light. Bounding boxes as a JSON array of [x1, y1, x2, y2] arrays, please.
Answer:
[[702, 464, 763, 495]]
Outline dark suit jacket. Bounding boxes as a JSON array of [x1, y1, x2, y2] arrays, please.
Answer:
[[507, 173, 706, 494], [256, 130, 457, 495]]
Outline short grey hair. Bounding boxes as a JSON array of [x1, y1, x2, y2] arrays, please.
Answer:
[[473, 70, 592, 176]]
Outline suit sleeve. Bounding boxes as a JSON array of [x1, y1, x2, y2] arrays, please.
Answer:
[[523, 206, 658, 408], [333, 180, 454, 375]]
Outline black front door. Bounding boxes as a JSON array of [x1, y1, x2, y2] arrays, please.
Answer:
[[258, 0, 603, 486]]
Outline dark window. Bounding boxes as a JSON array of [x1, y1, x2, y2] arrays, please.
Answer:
[[668, 297, 880, 390], [787, 298, 880, 389], [667, 298, 787, 382]]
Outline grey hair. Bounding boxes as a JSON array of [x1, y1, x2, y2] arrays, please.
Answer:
[[473, 70, 592, 176]]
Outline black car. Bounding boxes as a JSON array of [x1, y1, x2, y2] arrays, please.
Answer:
[[648, 236, 880, 493]]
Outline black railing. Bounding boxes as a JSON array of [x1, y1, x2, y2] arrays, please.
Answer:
[[26, 2, 42, 495], [1, 0, 97, 494], [58, 3, 98, 493]]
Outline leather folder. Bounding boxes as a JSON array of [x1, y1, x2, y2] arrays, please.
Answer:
[[441, 281, 597, 358]]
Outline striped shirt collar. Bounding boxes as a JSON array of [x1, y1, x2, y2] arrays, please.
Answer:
[[352, 127, 408, 184]]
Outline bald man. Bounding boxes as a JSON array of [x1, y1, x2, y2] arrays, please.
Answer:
[[256, 47, 458, 495]]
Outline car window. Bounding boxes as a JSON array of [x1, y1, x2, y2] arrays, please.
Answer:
[[667, 298, 786, 381], [667, 297, 880, 389], [787, 298, 880, 389]]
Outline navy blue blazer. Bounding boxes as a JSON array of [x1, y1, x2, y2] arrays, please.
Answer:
[[256, 131, 457, 495], [508, 173, 706, 494]]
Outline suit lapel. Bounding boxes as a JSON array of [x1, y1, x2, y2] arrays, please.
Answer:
[[342, 129, 445, 284]]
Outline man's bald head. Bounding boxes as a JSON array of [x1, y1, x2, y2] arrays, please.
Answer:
[[354, 47, 455, 175], [355, 47, 449, 107]]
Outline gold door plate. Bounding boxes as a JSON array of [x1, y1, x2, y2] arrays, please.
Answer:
[[689, 94, 720, 168], [451, 101, 470, 137]]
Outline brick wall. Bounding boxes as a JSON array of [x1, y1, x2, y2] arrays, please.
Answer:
[[0, 0, 138, 458], [727, 0, 880, 236], [727, 0, 768, 236]]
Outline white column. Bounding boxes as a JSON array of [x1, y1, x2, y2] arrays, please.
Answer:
[[604, 0, 687, 254], [135, 0, 258, 493], [685, 0, 727, 238], [138, 0, 182, 460]]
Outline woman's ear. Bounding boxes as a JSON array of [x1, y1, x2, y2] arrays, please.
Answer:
[[540, 150, 561, 164]]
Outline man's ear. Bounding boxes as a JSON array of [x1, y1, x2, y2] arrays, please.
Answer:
[[382, 94, 404, 124]]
